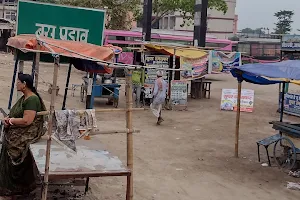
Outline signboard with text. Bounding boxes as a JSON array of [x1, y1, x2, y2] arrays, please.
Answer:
[[220, 89, 254, 113], [281, 35, 300, 51], [171, 80, 188, 106], [144, 55, 169, 98], [180, 55, 208, 80], [279, 92, 300, 117], [17, 0, 106, 45]]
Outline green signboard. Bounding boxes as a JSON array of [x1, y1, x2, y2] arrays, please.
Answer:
[[17, 0, 106, 45]]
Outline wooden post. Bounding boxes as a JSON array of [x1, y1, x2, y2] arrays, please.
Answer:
[[125, 69, 133, 200], [41, 57, 60, 200], [235, 81, 242, 158], [35, 52, 40, 88]]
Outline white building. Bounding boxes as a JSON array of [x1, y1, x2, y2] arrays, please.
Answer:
[[0, 0, 17, 21], [158, 0, 238, 39]]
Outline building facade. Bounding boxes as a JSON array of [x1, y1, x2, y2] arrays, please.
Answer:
[[0, 0, 17, 21], [157, 0, 237, 39]]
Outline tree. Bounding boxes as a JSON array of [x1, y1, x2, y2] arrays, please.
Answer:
[[240, 28, 265, 35], [151, 0, 228, 26], [240, 28, 255, 34], [36, 0, 227, 29], [37, 0, 141, 30], [274, 10, 294, 34]]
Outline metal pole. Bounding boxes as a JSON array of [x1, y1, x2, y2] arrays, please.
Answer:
[[193, 0, 208, 47], [62, 63, 72, 110], [199, 0, 208, 47], [280, 82, 285, 122], [16, 61, 24, 100], [31, 54, 36, 79], [8, 51, 19, 109], [142, 0, 152, 41]]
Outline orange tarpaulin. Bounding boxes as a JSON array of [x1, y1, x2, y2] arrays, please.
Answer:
[[7, 34, 122, 62]]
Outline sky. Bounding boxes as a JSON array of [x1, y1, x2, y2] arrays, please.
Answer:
[[236, 0, 300, 34]]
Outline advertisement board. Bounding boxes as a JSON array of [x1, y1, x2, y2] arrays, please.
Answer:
[[221, 89, 254, 113]]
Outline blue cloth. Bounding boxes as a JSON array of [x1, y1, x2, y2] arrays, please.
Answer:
[[231, 60, 300, 85]]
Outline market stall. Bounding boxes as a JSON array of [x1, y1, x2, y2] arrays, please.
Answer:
[[231, 60, 300, 169], [5, 34, 135, 200], [143, 42, 209, 109], [278, 34, 300, 117]]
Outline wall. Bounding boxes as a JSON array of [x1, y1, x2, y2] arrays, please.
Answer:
[[158, 0, 237, 39]]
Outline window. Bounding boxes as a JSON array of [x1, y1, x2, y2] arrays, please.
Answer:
[[4, 0, 16, 5], [206, 42, 229, 48], [5, 11, 16, 21], [237, 44, 250, 55], [169, 17, 175, 30]]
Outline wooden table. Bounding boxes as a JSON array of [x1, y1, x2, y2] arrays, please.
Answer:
[[31, 139, 130, 194]]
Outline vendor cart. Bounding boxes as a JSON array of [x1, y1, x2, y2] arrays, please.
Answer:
[[231, 60, 300, 171], [270, 121, 300, 170], [81, 75, 121, 108]]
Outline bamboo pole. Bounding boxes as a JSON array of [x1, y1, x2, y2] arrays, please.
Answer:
[[235, 81, 242, 158], [41, 57, 60, 200], [0, 108, 146, 121], [90, 129, 140, 135], [125, 69, 133, 200]]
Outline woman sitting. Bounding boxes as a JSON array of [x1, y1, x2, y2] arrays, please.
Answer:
[[0, 73, 46, 199]]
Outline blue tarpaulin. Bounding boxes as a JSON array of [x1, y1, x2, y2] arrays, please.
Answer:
[[231, 60, 300, 85]]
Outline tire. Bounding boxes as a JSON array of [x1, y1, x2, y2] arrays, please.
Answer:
[[273, 137, 297, 170]]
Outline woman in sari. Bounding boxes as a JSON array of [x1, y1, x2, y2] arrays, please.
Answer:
[[0, 73, 46, 199]]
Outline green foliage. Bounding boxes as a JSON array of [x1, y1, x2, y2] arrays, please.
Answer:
[[152, 0, 228, 26], [274, 10, 294, 34], [240, 28, 265, 34], [36, 0, 228, 29], [36, 0, 141, 30]]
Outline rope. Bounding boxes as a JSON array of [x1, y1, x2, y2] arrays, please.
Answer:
[[34, 36, 186, 72]]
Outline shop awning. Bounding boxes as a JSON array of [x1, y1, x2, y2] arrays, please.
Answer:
[[231, 60, 300, 85], [145, 43, 207, 59], [7, 34, 123, 74]]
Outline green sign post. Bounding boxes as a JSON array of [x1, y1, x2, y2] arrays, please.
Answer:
[[17, 0, 106, 45]]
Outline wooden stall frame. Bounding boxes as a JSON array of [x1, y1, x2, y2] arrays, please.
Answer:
[[234, 76, 287, 158], [6, 37, 201, 200]]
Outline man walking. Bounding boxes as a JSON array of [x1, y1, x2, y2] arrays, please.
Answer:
[[150, 70, 167, 125]]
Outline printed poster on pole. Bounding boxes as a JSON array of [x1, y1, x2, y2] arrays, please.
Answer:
[[180, 55, 208, 80], [208, 51, 242, 74], [144, 55, 169, 98], [220, 89, 254, 113]]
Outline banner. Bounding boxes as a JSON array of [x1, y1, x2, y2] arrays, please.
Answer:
[[279, 92, 300, 117], [209, 51, 242, 73], [171, 80, 188, 106], [180, 55, 208, 80], [144, 55, 169, 98], [281, 35, 300, 51], [220, 89, 254, 113]]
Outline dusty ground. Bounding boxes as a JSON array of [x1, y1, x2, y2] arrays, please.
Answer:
[[0, 52, 299, 200]]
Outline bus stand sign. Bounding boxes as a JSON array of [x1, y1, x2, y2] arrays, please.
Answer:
[[17, 0, 106, 45]]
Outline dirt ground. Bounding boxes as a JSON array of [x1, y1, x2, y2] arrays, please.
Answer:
[[0, 52, 299, 200]]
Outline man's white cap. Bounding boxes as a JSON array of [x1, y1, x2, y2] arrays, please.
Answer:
[[156, 70, 163, 77]]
